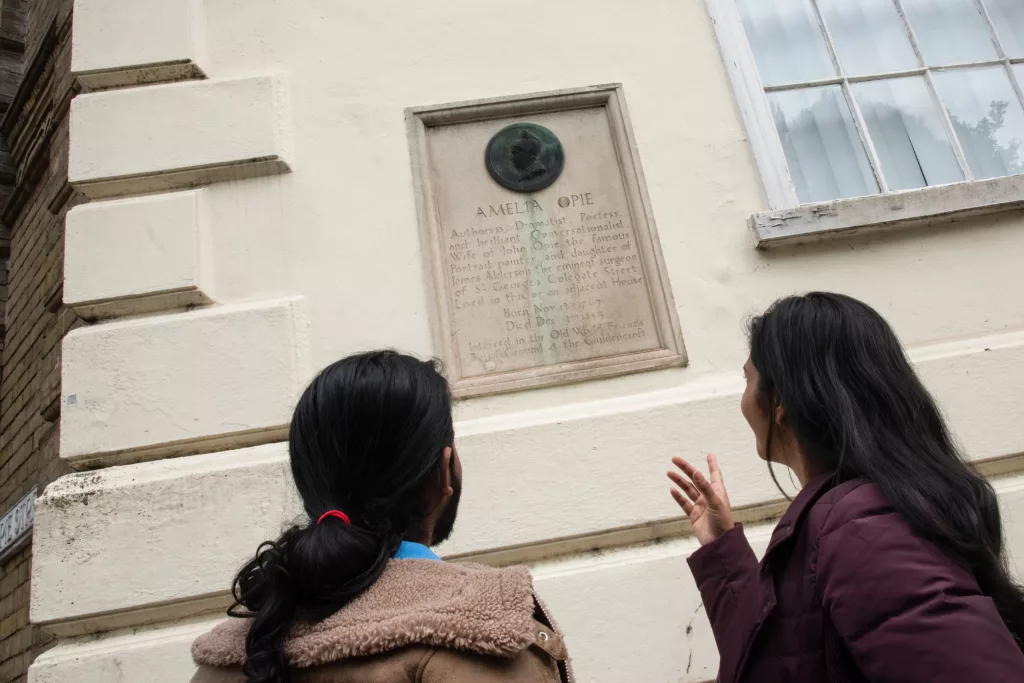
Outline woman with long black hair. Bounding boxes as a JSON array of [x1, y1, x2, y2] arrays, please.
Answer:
[[669, 292, 1024, 682]]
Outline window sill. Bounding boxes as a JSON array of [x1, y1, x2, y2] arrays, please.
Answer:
[[749, 175, 1024, 249]]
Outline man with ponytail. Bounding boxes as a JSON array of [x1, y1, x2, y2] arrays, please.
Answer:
[[190, 351, 573, 683]]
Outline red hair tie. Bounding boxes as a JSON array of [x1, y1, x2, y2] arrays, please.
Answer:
[[317, 510, 351, 525]]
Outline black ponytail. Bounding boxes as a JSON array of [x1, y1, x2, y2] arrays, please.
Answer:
[[228, 351, 454, 682], [749, 292, 1024, 647]]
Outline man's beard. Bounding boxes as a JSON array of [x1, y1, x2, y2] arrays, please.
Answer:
[[431, 469, 462, 546]]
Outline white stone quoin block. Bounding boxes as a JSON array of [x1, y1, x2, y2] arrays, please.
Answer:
[[59, 298, 309, 467], [71, 0, 207, 90], [69, 74, 292, 199], [31, 444, 295, 632], [64, 190, 213, 319]]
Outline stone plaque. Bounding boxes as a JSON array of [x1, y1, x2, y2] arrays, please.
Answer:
[[407, 84, 685, 397]]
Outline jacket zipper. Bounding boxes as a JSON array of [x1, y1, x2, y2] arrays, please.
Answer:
[[535, 598, 576, 683]]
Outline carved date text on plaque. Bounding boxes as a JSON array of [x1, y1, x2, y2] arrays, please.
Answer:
[[407, 84, 686, 397]]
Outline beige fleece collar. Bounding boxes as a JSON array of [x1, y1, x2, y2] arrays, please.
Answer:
[[191, 559, 538, 669]]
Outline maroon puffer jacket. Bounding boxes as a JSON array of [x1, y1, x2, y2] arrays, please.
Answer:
[[688, 474, 1024, 682]]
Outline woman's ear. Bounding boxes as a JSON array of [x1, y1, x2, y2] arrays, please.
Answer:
[[774, 400, 787, 427]]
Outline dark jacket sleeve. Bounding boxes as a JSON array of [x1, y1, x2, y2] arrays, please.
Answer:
[[817, 513, 1024, 682], [686, 524, 763, 682]]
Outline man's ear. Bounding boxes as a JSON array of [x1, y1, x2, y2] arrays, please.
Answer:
[[440, 446, 454, 497]]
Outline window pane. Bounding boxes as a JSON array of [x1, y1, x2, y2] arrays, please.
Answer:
[[852, 77, 964, 190], [934, 66, 1024, 179], [817, 0, 918, 76], [984, 0, 1024, 58], [901, 0, 998, 65], [1016, 63, 1024, 86], [736, 0, 835, 86], [769, 86, 879, 203]]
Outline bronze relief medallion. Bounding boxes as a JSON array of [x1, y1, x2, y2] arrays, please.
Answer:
[[484, 123, 565, 193]]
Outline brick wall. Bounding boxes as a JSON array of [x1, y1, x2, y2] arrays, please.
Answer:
[[0, 0, 77, 680], [0, 0, 26, 361]]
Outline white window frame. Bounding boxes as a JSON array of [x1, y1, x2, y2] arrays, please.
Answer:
[[707, 0, 1024, 247]]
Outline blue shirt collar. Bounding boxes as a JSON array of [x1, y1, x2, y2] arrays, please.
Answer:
[[393, 540, 442, 561]]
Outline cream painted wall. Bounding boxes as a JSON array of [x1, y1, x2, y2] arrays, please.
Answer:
[[193, 0, 1024, 416], [32, 0, 1024, 681]]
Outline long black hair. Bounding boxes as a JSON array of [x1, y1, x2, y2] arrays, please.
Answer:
[[228, 351, 455, 682], [748, 292, 1024, 645]]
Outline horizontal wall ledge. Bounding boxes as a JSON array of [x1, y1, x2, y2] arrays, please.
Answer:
[[69, 74, 292, 199], [64, 190, 213, 320], [59, 297, 309, 468], [72, 0, 207, 91], [75, 61, 206, 92], [31, 330, 1024, 634], [750, 175, 1024, 249], [28, 469, 1024, 682]]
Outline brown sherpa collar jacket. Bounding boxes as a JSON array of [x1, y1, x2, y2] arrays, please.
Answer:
[[190, 559, 574, 683]]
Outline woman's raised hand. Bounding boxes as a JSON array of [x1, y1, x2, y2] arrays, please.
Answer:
[[667, 454, 735, 546]]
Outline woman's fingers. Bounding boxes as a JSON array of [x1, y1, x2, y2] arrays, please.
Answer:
[[667, 470, 701, 503], [707, 453, 725, 486], [691, 468, 718, 501], [670, 487, 694, 515], [669, 455, 733, 544], [671, 456, 699, 479], [671, 456, 719, 504], [681, 464, 722, 510]]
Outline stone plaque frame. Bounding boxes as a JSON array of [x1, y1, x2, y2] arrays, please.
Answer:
[[407, 84, 686, 398]]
